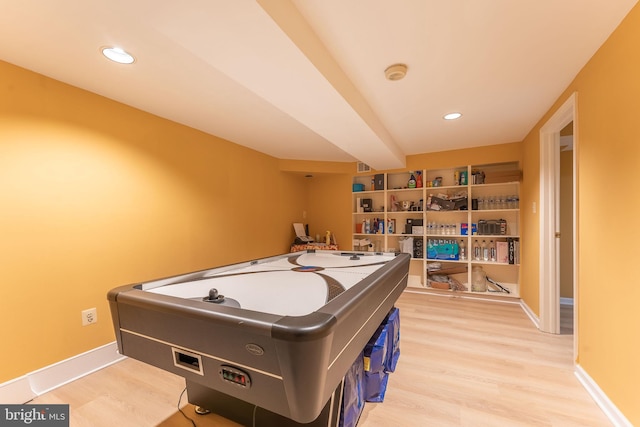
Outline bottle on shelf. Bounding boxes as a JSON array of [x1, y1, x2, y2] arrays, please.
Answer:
[[459, 239, 466, 260], [408, 172, 416, 188], [473, 240, 481, 260], [460, 170, 468, 185], [497, 196, 506, 210], [488, 196, 495, 210], [481, 240, 488, 261], [489, 240, 496, 262]]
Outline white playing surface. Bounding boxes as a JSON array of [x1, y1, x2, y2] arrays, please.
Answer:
[[145, 252, 394, 316]]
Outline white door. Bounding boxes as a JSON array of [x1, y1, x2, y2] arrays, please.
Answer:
[[539, 93, 576, 346]]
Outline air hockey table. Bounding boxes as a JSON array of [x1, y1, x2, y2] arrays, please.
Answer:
[[107, 250, 409, 426]]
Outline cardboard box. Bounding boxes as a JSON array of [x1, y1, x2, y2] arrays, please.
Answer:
[[483, 169, 522, 183], [428, 196, 455, 211]]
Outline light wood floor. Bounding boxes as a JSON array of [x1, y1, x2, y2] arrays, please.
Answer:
[[560, 303, 574, 335], [31, 291, 609, 426]]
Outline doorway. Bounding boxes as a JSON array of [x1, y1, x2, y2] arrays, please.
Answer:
[[539, 93, 577, 353], [559, 127, 574, 335]]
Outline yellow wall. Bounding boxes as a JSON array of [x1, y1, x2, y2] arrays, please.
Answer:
[[519, 2, 640, 423], [278, 161, 354, 246], [0, 60, 309, 382], [405, 142, 522, 172], [305, 173, 352, 245]]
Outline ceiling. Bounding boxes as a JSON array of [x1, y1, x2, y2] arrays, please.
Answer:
[[0, 0, 636, 170]]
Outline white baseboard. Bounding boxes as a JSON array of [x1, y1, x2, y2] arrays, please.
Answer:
[[574, 365, 633, 427], [0, 342, 125, 404], [519, 299, 540, 329], [0, 375, 35, 405], [403, 289, 521, 305]]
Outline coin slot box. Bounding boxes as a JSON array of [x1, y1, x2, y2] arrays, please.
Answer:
[[220, 365, 251, 388]]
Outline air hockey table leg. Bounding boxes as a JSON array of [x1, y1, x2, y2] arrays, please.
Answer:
[[186, 379, 344, 427], [194, 406, 210, 415]]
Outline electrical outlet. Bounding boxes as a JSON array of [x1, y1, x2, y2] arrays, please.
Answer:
[[82, 308, 97, 326]]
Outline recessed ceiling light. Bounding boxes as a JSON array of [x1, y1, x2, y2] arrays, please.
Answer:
[[101, 47, 135, 64], [443, 112, 462, 120]]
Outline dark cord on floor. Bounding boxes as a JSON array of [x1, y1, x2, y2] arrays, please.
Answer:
[[178, 387, 197, 427], [252, 404, 257, 427]]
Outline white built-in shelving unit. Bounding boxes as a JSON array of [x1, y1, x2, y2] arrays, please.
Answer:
[[352, 162, 521, 298]]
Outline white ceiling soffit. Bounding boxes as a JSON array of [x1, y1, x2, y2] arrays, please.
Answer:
[[0, 1, 637, 170], [153, 0, 405, 169]]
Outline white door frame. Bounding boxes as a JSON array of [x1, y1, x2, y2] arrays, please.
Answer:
[[539, 93, 576, 336]]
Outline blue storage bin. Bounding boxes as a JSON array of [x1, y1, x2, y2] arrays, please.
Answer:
[[362, 307, 401, 403], [384, 307, 400, 373], [364, 370, 389, 403], [339, 351, 365, 427], [363, 324, 388, 374]]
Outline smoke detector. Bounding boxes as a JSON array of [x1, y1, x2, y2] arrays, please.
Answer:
[[384, 63, 408, 81]]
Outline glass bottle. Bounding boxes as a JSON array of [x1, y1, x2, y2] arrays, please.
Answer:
[[473, 240, 481, 260], [459, 240, 466, 260], [481, 240, 488, 261], [489, 240, 496, 262]]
